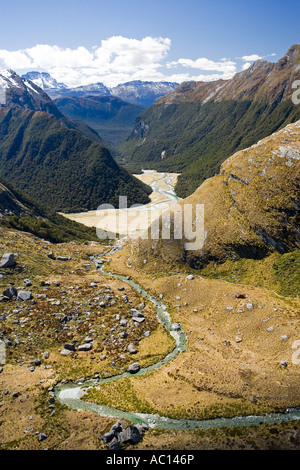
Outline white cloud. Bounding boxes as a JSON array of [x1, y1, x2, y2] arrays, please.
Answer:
[[241, 54, 263, 62], [167, 57, 236, 78], [0, 37, 173, 87], [0, 38, 275, 87]]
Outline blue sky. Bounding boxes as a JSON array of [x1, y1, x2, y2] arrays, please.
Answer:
[[0, 0, 299, 86]]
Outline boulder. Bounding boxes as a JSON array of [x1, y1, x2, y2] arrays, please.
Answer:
[[0, 253, 15, 268], [128, 343, 137, 354], [101, 430, 116, 443], [119, 425, 141, 444], [128, 362, 140, 374], [3, 286, 17, 299], [107, 437, 121, 450], [78, 343, 93, 352], [17, 290, 32, 302], [132, 316, 145, 323], [60, 349, 72, 356], [64, 343, 76, 352]]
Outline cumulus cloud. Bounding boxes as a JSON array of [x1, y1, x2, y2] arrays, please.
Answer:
[[0, 37, 275, 87], [241, 54, 263, 62], [0, 36, 172, 86], [167, 57, 237, 79]]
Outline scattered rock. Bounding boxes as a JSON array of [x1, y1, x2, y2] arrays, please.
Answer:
[[3, 286, 17, 299], [186, 274, 194, 280], [128, 343, 137, 354], [280, 360, 288, 368], [78, 343, 93, 352], [64, 344, 76, 352], [17, 290, 32, 302], [128, 362, 140, 374], [38, 433, 48, 442], [23, 279, 32, 287], [235, 336, 243, 343], [60, 349, 72, 356], [56, 256, 70, 262], [0, 253, 15, 268], [132, 316, 145, 323]]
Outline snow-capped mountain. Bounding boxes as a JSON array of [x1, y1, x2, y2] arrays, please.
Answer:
[[0, 68, 63, 119], [21, 72, 111, 99], [110, 80, 179, 106], [22, 71, 68, 91], [20, 71, 179, 105]]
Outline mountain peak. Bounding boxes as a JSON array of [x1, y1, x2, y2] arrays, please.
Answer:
[[277, 43, 300, 67], [22, 71, 68, 91]]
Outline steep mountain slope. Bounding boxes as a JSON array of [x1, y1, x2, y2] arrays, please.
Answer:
[[120, 45, 300, 197], [110, 81, 179, 107], [1, 68, 64, 120], [54, 95, 146, 147], [0, 178, 99, 243], [135, 120, 300, 270], [1, 68, 107, 145], [0, 107, 151, 212]]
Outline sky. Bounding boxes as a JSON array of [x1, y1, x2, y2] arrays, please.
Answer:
[[0, 0, 299, 87]]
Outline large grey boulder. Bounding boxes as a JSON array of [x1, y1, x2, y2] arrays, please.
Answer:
[[17, 290, 32, 302], [128, 362, 140, 374], [0, 253, 15, 268]]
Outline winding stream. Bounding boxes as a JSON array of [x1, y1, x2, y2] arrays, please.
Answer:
[[55, 172, 300, 431]]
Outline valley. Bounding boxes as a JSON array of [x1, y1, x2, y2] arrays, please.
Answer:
[[62, 170, 180, 238], [0, 39, 299, 452]]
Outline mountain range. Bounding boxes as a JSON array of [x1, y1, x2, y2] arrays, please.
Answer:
[[119, 44, 300, 198], [0, 69, 151, 212], [22, 72, 179, 107]]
